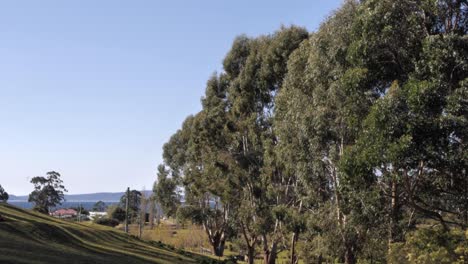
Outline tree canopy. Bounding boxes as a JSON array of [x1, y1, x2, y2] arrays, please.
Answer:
[[92, 201, 107, 212], [28, 171, 67, 214], [119, 189, 142, 223], [153, 1, 468, 263]]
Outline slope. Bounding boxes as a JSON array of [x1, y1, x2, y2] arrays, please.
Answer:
[[0, 203, 215, 264]]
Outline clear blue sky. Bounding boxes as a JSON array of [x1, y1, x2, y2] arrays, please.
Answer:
[[0, 0, 343, 195]]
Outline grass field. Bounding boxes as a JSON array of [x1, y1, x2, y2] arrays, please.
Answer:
[[0, 203, 219, 264], [127, 220, 301, 264]]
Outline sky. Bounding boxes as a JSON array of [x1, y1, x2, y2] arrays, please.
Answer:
[[0, 0, 343, 195]]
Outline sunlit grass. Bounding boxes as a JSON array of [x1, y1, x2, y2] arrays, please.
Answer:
[[0, 203, 217, 264], [126, 220, 305, 264]]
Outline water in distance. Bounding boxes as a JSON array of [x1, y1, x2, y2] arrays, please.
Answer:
[[8, 201, 118, 211]]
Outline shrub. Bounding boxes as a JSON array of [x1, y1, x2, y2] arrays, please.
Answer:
[[388, 226, 468, 264], [224, 255, 238, 264], [95, 218, 119, 227], [109, 206, 126, 222]]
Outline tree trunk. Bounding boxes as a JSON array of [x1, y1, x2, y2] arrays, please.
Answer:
[[263, 240, 277, 264], [388, 178, 399, 253], [263, 249, 269, 264], [212, 236, 226, 257], [138, 219, 142, 238], [344, 244, 356, 264], [125, 187, 130, 233], [290, 232, 298, 264], [247, 246, 255, 264], [269, 242, 277, 264], [149, 198, 155, 229]]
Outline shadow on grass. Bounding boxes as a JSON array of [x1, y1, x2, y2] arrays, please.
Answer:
[[0, 203, 218, 264]]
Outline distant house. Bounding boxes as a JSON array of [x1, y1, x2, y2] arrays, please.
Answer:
[[50, 209, 78, 219], [88, 211, 108, 220]]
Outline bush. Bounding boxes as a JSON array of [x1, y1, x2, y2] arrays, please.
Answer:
[[95, 218, 119, 227], [388, 226, 468, 264], [109, 206, 126, 222], [224, 255, 238, 264]]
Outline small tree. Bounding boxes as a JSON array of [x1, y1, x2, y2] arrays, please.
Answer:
[[93, 201, 107, 212], [28, 171, 67, 214], [0, 185, 9, 202]]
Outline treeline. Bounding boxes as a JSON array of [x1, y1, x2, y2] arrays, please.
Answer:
[[153, 1, 467, 263]]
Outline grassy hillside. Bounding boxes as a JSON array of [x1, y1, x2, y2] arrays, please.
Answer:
[[0, 203, 217, 264]]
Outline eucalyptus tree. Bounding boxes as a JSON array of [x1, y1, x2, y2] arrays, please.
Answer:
[[345, 4, 468, 229], [274, 39, 316, 264], [153, 165, 180, 218], [152, 1, 467, 263], [276, 2, 379, 262], [339, 0, 468, 262], [161, 75, 237, 257], [223, 26, 308, 264], [181, 75, 238, 257], [119, 189, 142, 223], [28, 171, 67, 214]]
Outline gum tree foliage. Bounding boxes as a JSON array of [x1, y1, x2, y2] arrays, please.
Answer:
[[153, 164, 180, 218], [28, 171, 67, 214], [154, 1, 467, 263], [174, 75, 237, 257], [221, 26, 309, 264], [161, 74, 238, 257], [340, 0, 468, 262]]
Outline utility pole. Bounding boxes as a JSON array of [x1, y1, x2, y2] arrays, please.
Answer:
[[138, 215, 142, 238], [78, 202, 82, 222], [125, 187, 130, 233], [139, 190, 147, 238]]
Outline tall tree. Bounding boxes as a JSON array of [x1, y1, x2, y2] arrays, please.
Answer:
[[340, 0, 468, 261], [28, 171, 67, 214], [153, 1, 467, 263], [223, 26, 308, 264], [120, 189, 142, 224], [153, 165, 180, 218], [276, 2, 376, 262], [170, 75, 239, 257]]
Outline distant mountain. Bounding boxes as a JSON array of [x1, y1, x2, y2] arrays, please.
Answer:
[[9, 191, 153, 202], [8, 194, 24, 201]]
